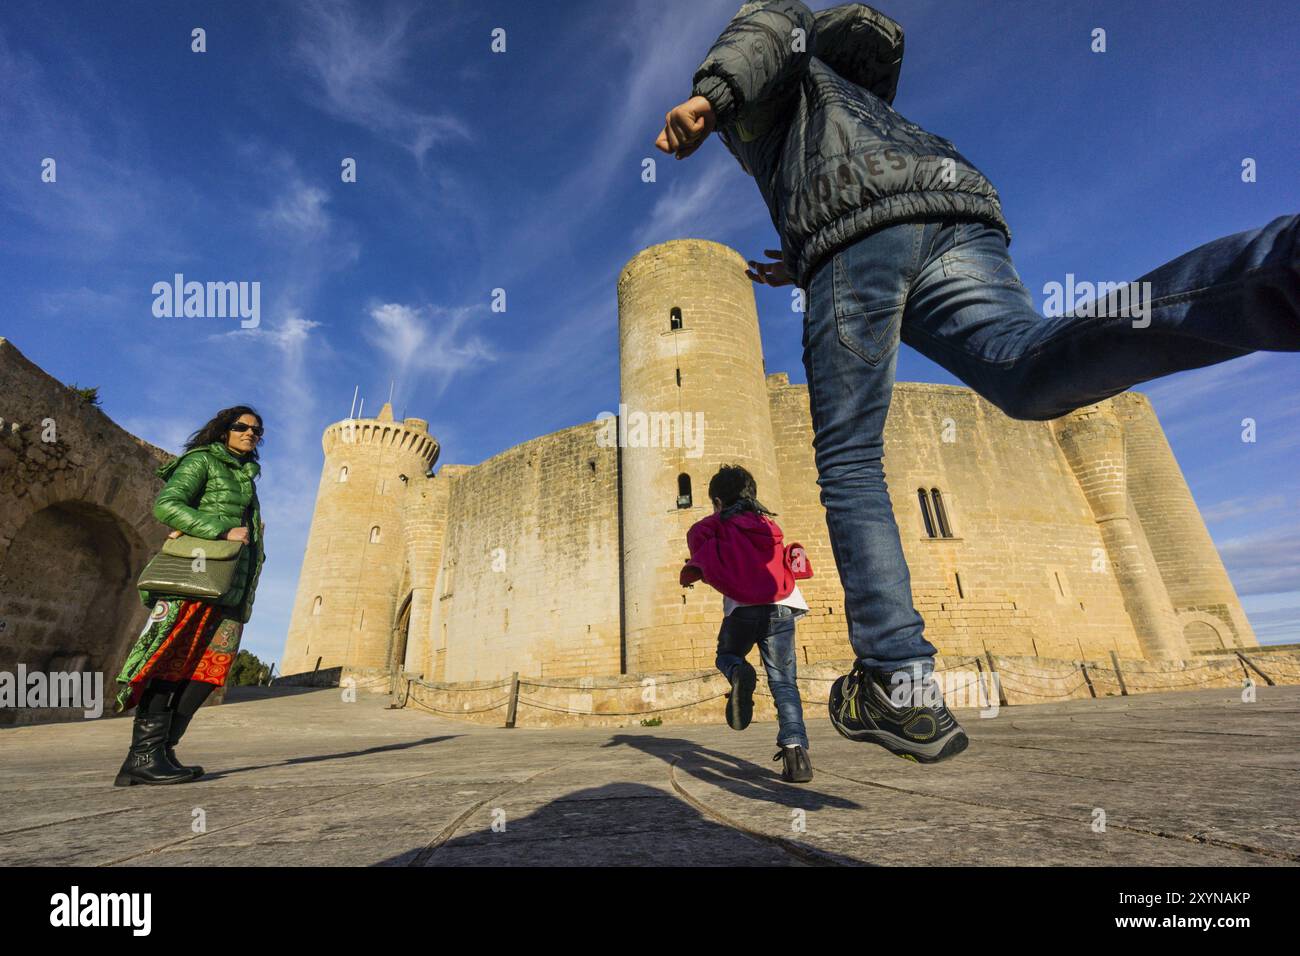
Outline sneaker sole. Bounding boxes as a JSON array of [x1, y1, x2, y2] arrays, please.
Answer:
[[829, 713, 969, 763], [727, 664, 756, 731], [828, 676, 970, 764]]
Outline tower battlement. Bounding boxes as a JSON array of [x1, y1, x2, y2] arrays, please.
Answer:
[[323, 415, 439, 468]]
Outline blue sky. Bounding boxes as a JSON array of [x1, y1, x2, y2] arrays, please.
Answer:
[[2, 0, 1297, 665]]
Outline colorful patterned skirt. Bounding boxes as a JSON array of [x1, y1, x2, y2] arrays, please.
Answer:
[[114, 598, 244, 713]]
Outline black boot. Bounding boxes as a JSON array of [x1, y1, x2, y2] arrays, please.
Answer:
[[773, 745, 814, 783], [113, 711, 196, 786], [165, 712, 204, 779]]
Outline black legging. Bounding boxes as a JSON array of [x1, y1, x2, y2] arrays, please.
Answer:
[[137, 678, 216, 718]]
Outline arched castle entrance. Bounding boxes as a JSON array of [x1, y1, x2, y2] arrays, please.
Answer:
[[0, 500, 147, 679]]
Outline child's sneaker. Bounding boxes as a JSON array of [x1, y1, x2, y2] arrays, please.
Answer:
[[725, 661, 756, 730], [828, 663, 969, 763], [774, 744, 813, 783]]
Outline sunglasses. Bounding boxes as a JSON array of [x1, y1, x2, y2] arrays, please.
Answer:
[[229, 422, 264, 437]]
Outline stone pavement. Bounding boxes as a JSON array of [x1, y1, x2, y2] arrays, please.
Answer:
[[1, 684, 1297, 866]]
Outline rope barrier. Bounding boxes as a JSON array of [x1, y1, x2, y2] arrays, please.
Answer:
[[519, 672, 725, 690], [998, 679, 1092, 698], [515, 691, 730, 717], [412, 678, 512, 692], [406, 693, 512, 716]]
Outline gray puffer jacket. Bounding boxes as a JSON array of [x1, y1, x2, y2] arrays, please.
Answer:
[[691, 0, 1011, 289]]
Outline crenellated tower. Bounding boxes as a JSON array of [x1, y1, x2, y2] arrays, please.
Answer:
[[281, 403, 439, 675]]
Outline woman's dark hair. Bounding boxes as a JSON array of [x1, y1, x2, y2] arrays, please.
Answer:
[[184, 405, 264, 460], [708, 463, 776, 516]]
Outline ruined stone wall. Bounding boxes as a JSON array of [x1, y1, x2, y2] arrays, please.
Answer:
[[0, 338, 171, 724]]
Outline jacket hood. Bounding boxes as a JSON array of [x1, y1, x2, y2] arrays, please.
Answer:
[[812, 3, 905, 104], [727, 509, 785, 550], [157, 442, 261, 481]]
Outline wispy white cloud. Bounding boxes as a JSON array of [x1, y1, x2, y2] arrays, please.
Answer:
[[1240, 603, 1300, 646], [290, 0, 471, 163], [1217, 525, 1300, 596], [262, 183, 332, 238], [365, 301, 496, 398], [1201, 492, 1286, 524]]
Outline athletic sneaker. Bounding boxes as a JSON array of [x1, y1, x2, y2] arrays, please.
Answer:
[[725, 660, 756, 731], [828, 663, 969, 763], [774, 745, 814, 783]]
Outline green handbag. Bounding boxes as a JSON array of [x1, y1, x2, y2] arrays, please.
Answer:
[[137, 534, 244, 601]]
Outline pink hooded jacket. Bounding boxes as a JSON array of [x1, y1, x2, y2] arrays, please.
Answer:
[[684, 510, 796, 605]]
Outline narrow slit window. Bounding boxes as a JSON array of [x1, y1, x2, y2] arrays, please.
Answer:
[[931, 488, 952, 538], [312, 596, 323, 616], [338, 464, 350, 483], [369, 525, 381, 543], [917, 488, 936, 537], [670, 307, 683, 331], [677, 473, 692, 509]]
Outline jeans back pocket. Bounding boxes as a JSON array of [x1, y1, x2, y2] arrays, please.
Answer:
[[939, 221, 1024, 288]]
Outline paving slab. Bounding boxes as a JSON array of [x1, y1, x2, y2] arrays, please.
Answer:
[[0, 683, 1295, 866]]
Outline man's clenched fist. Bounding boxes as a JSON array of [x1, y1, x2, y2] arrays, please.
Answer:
[[655, 95, 716, 159]]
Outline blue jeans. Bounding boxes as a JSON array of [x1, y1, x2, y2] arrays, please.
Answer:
[[803, 214, 1300, 675], [715, 604, 809, 749]]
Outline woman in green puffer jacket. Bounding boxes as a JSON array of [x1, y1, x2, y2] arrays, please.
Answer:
[[112, 406, 267, 786]]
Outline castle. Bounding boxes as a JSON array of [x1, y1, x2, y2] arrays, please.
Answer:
[[278, 239, 1257, 684]]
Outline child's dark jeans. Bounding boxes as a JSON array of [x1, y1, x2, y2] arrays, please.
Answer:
[[715, 604, 809, 749]]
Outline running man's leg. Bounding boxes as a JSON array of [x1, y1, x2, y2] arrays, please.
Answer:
[[902, 216, 1300, 422], [802, 219, 941, 675]]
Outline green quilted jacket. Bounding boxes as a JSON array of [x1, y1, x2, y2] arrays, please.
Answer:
[[140, 442, 265, 623]]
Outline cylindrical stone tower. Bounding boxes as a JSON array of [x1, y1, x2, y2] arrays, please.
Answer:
[[618, 239, 784, 674], [281, 403, 439, 675], [1052, 399, 1189, 660], [1110, 391, 1258, 651]]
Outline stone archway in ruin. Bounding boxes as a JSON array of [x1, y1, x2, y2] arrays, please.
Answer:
[[0, 500, 149, 681]]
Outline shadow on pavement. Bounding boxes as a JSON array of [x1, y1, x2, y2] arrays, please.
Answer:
[[199, 735, 462, 780], [373, 781, 863, 866], [604, 734, 860, 811]]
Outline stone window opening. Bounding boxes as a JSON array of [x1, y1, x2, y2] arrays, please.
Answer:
[[312, 596, 322, 615], [931, 488, 953, 537], [676, 473, 692, 509], [369, 525, 381, 543], [338, 464, 350, 483], [917, 488, 936, 537], [670, 306, 683, 331]]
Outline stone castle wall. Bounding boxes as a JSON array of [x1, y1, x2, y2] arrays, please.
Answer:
[[280, 239, 1257, 687], [427, 421, 621, 682]]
